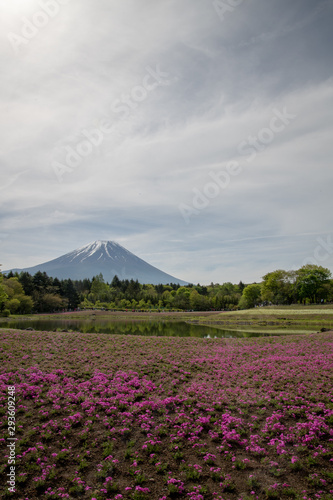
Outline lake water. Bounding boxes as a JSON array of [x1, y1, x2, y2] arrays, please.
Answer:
[[0, 318, 273, 338]]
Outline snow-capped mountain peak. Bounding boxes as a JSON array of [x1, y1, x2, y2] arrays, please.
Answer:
[[67, 241, 131, 264], [6, 240, 188, 285]]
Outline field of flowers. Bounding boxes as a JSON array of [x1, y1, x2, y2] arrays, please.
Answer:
[[0, 328, 332, 500]]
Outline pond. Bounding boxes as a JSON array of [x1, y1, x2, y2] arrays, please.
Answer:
[[0, 318, 274, 338]]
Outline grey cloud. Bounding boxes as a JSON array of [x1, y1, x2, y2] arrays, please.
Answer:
[[1, 0, 332, 283]]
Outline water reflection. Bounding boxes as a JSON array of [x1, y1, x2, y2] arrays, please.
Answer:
[[1, 318, 276, 338]]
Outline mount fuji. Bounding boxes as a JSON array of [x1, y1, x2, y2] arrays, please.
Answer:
[[7, 240, 188, 285]]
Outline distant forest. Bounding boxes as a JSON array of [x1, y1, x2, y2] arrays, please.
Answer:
[[0, 265, 332, 315]]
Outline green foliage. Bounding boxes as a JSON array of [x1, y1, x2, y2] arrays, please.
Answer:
[[189, 289, 209, 310], [69, 484, 85, 496], [247, 475, 261, 490], [35, 479, 46, 492], [78, 458, 89, 471], [5, 298, 21, 314], [2, 263, 331, 314], [184, 465, 201, 480], [235, 459, 246, 469], [131, 491, 149, 500], [172, 450, 184, 460], [101, 440, 114, 458], [16, 474, 28, 485], [261, 270, 295, 304], [89, 273, 112, 302], [145, 442, 160, 454], [0, 269, 9, 313], [36, 293, 65, 312], [264, 487, 280, 499], [134, 472, 147, 485], [295, 265, 331, 303], [105, 481, 119, 493], [290, 460, 304, 471], [239, 283, 261, 309], [55, 450, 70, 463], [2, 276, 34, 313], [155, 462, 169, 474], [282, 487, 298, 498]]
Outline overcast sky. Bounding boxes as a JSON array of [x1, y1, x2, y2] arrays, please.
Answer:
[[1, 0, 332, 285]]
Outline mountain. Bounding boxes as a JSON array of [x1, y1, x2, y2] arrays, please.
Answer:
[[6, 240, 188, 285]]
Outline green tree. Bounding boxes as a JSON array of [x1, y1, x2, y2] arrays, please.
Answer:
[[189, 289, 210, 310], [3, 277, 25, 298], [141, 284, 158, 305], [61, 279, 80, 309], [162, 290, 174, 309], [41, 294, 65, 312], [32, 271, 52, 292], [125, 279, 141, 301], [239, 283, 261, 309], [0, 268, 9, 312], [120, 298, 131, 309], [89, 274, 111, 303], [208, 282, 240, 310], [138, 298, 148, 310], [261, 270, 294, 304], [111, 275, 121, 288], [325, 280, 333, 302], [174, 287, 190, 310], [17, 295, 34, 314], [80, 297, 94, 309], [6, 298, 21, 314], [3, 277, 34, 314], [295, 265, 331, 303], [18, 272, 35, 295]]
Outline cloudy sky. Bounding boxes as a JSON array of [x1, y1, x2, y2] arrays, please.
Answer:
[[1, 0, 332, 284]]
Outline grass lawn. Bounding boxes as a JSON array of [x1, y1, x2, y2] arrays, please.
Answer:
[[0, 327, 332, 499], [192, 305, 333, 335]]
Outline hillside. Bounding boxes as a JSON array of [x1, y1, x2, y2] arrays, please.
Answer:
[[6, 240, 188, 285]]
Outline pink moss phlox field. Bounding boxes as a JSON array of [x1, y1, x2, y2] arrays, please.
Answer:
[[0, 328, 333, 499]]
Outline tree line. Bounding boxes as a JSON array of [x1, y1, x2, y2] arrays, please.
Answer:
[[0, 264, 332, 316]]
